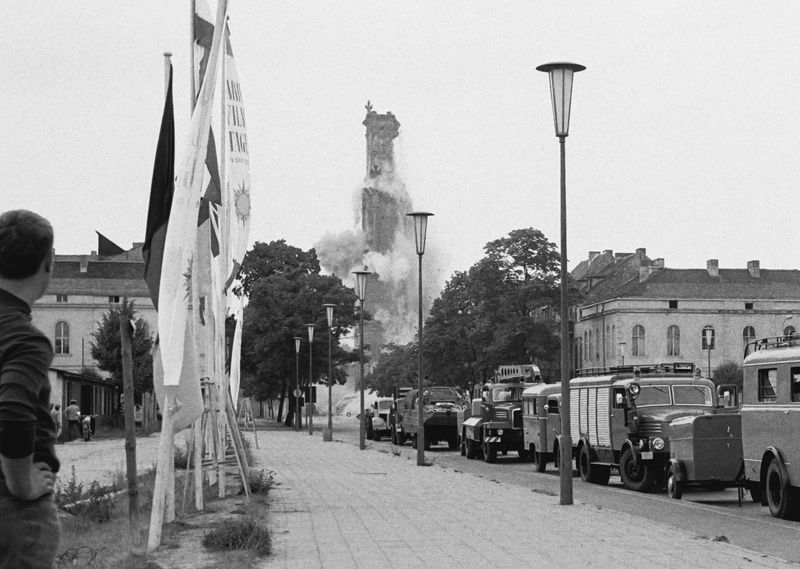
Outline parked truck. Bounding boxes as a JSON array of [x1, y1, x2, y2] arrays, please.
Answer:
[[522, 383, 561, 472], [366, 398, 394, 441], [394, 386, 467, 450], [459, 364, 541, 463], [570, 363, 721, 492]]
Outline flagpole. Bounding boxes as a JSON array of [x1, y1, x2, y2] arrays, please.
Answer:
[[189, 0, 196, 111]]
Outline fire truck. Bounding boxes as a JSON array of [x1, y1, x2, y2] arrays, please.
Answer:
[[392, 386, 467, 450], [741, 336, 800, 519], [458, 364, 541, 463], [570, 363, 717, 492]]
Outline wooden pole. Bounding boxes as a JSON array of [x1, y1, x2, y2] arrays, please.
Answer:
[[120, 317, 140, 547]]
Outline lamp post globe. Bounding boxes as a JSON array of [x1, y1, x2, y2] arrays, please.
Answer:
[[353, 269, 371, 450], [407, 212, 433, 466], [537, 61, 584, 506], [323, 303, 336, 442]]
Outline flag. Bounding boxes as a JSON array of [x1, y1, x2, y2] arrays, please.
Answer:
[[97, 232, 126, 257], [142, 65, 175, 311], [158, 0, 227, 390], [220, 26, 251, 295]]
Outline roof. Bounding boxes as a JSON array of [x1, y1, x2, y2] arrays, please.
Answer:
[[603, 268, 800, 302], [49, 243, 148, 296]]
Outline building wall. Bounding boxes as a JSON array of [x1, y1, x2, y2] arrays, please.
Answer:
[[576, 297, 800, 375]]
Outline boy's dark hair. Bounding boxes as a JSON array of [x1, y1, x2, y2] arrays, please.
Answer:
[[0, 210, 54, 279]]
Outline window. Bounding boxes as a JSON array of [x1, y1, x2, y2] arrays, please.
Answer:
[[612, 388, 626, 409], [108, 296, 120, 303], [783, 325, 796, 338], [667, 325, 680, 356], [632, 325, 645, 357], [792, 368, 800, 403], [743, 326, 756, 352], [547, 399, 559, 414], [595, 328, 600, 360], [669, 300, 678, 309], [55, 321, 70, 355], [606, 326, 611, 359], [701, 326, 715, 350], [745, 302, 754, 310], [672, 385, 712, 406], [56, 294, 68, 303], [636, 385, 671, 407], [588, 330, 593, 361], [758, 369, 777, 402]]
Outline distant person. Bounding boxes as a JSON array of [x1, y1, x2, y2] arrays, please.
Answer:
[[50, 403, 62, 441], [0, 209, 60, 568], [64, 399, 81, 441]]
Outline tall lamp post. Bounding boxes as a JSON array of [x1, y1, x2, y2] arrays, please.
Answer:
[[294, 336, 302, 431], [407, 211, 433, 467], [306, 323, 316, 436], [323, 304, 336, 442], [538, 61, 585, 506], [353, 269, 371, 450]]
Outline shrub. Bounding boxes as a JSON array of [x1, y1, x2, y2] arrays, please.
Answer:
[[202, 517, 271, 556], [241, 469, 275, 495], [173, 440, 192, 470], [55, 467, 115, 524]]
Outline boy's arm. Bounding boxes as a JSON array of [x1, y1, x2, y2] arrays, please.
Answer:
[[0, 453, 54, 500]]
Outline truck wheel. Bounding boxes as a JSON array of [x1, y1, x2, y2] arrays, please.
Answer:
[[666, 465, 683, 499], [412, 435, 418, 449], [366, 422, 373, 440], [619, 447, 656, 493], [459, 435, 466, 455], [466, 438, 477, 459], [424, 438, 431, 451], [449, 436, 459, 450], [766, 457, 799, 519], [483, 441, 497, 463], [518, 448, 529, 462], [553, 442, 560, 470], [578, 445, 609, 485], [397, 431, 406, 446], [374, 433, 381, 442], [748, 481, 761, 503], [533, 448, 547, 473]]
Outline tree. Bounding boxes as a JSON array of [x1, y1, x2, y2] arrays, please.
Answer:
[[422, 228, 566, 384], [365, 343, 418, 396], [90, 297, 154, 399], [239, 240, 363, 424], [713, 361, 744, 391]]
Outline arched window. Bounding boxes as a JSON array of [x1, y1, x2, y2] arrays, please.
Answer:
[[584, 331, 588, 362], [743, 326, 756, 351], [784, 325, 796, 338], [55, 321, 70, 355], [667, 325, 680, 356], [632, 325, 645, 357], [702, 326, 715, 350]]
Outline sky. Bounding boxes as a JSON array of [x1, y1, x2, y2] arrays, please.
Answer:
[[3, 2, 800, 297]]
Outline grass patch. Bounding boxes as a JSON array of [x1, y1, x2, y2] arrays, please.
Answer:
[[202, 516, 271, 556], [240, 469, 276, 496]]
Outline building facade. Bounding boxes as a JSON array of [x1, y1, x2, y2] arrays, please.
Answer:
[[571, 249, 800, 377], [33, 236, 157, 375]]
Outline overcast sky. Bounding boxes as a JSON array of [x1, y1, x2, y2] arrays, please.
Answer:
[[3, 2, 799, 293]]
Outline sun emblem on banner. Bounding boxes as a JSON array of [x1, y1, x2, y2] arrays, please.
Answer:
[[234, 181, 251, 222]]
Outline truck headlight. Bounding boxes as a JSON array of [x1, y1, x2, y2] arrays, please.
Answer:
[[497, 429, 504, 436], [652, 438, 665, 451]]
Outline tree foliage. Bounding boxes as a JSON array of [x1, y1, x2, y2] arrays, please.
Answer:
[[712, 361, 744, 390], [239, 240, 363, 412], [367, 228, 573, 394], [365, 343, 418, 397], [90, 297, 154, 399]]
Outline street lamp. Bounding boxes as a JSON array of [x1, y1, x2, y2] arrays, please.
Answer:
[[306, 323, 316, 436], [294, 336, 302, 431], [353, 269, 371, 450], [537, 61, 585, 506], [323, 303, 336, 442], [618, 342, 626, 367], [407, 211, 433, 467]]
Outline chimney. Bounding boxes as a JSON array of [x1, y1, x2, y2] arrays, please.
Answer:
[[636, 247, 647, 257], [653, 258, 665, 268], [603, 249, 613, 256], [747, 260, 760, 278], [706, 259, 719, 277], [589, 251, 600, 263], [79, 255, 89, 273]]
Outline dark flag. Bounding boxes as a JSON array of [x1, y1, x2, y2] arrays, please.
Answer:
[[96, 231, 125, 256], [142, 64, 175, 311]]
